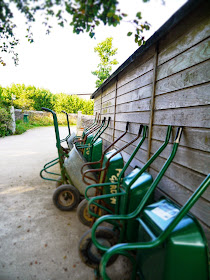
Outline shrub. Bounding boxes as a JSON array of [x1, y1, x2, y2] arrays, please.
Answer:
[[0, 106, 12, 137], [0, 84, 94, 114]]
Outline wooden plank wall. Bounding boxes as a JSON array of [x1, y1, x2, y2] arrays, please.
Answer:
[[93, 3, 210, 246]]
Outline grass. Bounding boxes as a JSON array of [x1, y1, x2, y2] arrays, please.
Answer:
[[15, 113, 77, 135]]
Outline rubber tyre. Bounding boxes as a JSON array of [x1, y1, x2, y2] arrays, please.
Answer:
[[77, 199, 106, 227], [78, 226, 118, 268], [77, 199, 94, 227], [53, 184, 80, 211]]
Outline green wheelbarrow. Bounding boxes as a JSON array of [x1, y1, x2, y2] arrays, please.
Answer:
[[40, 108, 108, 210], [99, 173, 210, 280], [79, 124, 148, 227], [78, 126, 183, 269], [77, 124, 146, 227], [81, 125, 172, 229], [67, 112, 101, 150]]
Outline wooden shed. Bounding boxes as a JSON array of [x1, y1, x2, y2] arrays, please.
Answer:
[[91, 0, 210, 247]]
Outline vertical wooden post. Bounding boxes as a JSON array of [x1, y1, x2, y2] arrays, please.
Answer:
[[100, 89, 103, 120], [77, 111, 82, 136], [112, 77, 118, 141], [147, 44, 159, 160]]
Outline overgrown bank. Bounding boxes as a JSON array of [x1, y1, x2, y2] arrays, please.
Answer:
[[0, 84, 93, 137]]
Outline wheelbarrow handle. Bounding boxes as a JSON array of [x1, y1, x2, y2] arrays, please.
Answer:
[[138, 124, 144, 136], [81, 122, 130, 176], [42, 107, 55, 115], [174, 126, 183, 143], [126, 121, 129, 131]]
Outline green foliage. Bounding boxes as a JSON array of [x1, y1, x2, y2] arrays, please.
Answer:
[[54, 93, 94, 115], [92, 37, 118, 88], [0, 84, 94, 114], [0, 107, 12, 137], [0, 0, 151, 65], [15, 113, 76, 135], [0, 87, 12, 137]]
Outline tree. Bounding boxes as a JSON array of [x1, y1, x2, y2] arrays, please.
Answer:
[[0, 0, 150, 66], [92, 37, 118, 88]]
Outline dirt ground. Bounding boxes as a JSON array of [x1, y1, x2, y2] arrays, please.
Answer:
[[0, 126, 96, 280]]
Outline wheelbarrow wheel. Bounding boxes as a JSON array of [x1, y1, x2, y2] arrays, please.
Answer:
[[78, 226, 118, 268], [53, 184, 80, 211], [77, 199, 95, 227], [77, 199, 106, 227]]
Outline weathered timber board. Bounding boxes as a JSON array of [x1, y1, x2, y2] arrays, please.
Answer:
[[116, 98, 151, 113], [150, 140, 210, 175], [115, 122, 149, 135], [114, 129, 149, 150], [155, 59, 210, 95], [117, 71, 153, 97], [115, 112, 150, 124], [149, 153, 210, 201], [157, 37, 210, 80], [151, 125, 210, 152], [101, 106, 115, 115], [153, 106, 210, 128], [119, 150, 146, 168], [117, 57, 154, 88], [117, 84, 152, 105], [114, 141, 148, 164], [158, 16, 210, 66], [155, 83, 210, 109], [102, 90, 116, 103]]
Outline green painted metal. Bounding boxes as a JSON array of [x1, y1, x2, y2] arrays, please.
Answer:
[[100, 149, 124, 209], [40, 108, 100, 186], [90, 138, 103, 169], [136, 199, 209, 280], [23, 113, 29, 123], [84, 125, 147, 217], [91, 127, 183, 253], [100, 174, 210, 280], [40, 107, 69, 184], [83, 134, 94, 161], [121, 169, 153, 242], [60, 110, 71, 144], [86, 125, 172, 221]]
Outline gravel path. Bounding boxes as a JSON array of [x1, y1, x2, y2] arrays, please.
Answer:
[[0, 126, 94, 280]]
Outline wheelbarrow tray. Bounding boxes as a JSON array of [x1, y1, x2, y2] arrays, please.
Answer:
[[64, 145, 96, 196], [137, 199, 209, 280], [67, 131, 76, 150]]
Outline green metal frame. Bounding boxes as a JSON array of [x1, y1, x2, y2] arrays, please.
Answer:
[[60, 110, 71, 144], [100, 174, 210, 280], [76, 117, 111, 150], [73, 112, 100, 142], [90, 127, 183, 253], [40, 109, 108, 187], [40, 107, 74, 185], [74, 113, 101, 144], [86, 126, 172, 220], [80, 121, 130, 180]]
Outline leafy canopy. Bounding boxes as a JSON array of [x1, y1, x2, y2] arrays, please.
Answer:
[[0, 84, 94, 114], [0, 0, 150, 66], [92, 37, 118, 88]]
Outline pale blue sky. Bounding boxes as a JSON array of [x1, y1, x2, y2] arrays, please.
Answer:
[[0, 0, 187, 94]]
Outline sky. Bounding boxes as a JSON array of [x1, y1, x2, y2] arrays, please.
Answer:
[[0, 0, 188, 95]]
